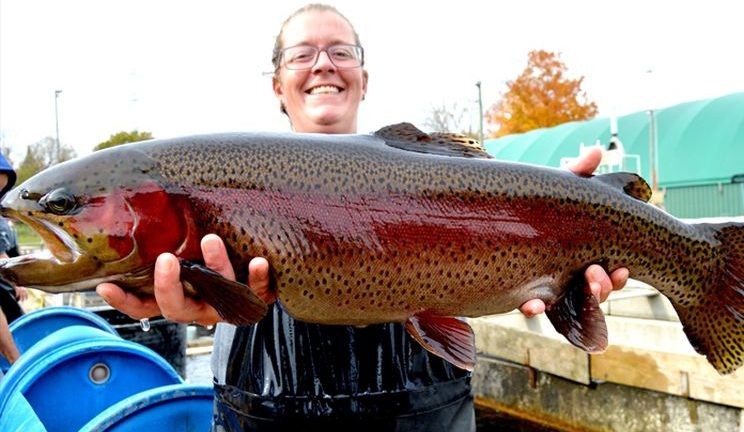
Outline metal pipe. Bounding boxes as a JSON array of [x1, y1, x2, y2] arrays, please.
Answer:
[[476, 81, 484, 144], [54, 90, 62, 163]]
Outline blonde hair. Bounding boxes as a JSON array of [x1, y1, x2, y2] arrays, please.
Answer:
[[271, 4, 362, 72]]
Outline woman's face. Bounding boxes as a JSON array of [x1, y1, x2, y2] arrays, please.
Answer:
[[273, 11, 368, 134]]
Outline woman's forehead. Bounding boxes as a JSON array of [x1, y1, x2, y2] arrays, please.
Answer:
[[281, 10, 356, 46]]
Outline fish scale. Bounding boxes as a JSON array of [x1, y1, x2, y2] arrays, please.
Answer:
[[0, 123, 741, 374]]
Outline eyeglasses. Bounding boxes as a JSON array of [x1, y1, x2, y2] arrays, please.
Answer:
[[280, 44, 364, 70]]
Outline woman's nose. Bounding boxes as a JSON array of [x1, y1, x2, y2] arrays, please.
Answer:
[[312, 50, 336, 72]]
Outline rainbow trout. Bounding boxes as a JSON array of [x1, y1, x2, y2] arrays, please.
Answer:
[[0, 123, 742, 373]]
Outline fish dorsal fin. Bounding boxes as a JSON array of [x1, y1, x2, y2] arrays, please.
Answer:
[[375, 122, 492, 159], [594, 172, 652, 202], [405, 312, 476, 371]]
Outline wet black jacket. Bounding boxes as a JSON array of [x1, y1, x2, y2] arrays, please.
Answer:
[[212, 303, 474, 431]]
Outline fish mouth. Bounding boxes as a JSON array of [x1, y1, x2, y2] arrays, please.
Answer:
[[2, 208, 79, 263], [0, 208, 110, 291]]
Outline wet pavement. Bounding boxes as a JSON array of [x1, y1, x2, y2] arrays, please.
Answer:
[[185, 353, 213, 385]]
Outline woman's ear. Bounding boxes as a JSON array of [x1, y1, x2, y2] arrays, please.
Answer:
[[272, 75, 288, 114], [273, 75, 285, 100], [362, 69, 369, 100]]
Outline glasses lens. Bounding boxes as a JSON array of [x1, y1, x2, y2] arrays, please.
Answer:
[[327, 45, 363, 68], [282, 46, 318, 69]]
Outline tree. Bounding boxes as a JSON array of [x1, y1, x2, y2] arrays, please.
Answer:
[[0, 133, 12, 162], [15, 137, 77, 184], [36, 136, 77, 167], [16, 146, 45, 185], [486, 50, 598, 137], [94, 130, 153, 151], [423, 103, 479, 141]]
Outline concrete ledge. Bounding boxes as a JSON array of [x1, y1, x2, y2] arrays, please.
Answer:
[[473, 356, 743, 432], [470, 313, 744, 409], [599, 283, 679, 322]]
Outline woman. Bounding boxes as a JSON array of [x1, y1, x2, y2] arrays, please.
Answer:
[[0, 160, 20, 372], [99, 4, 628, 431], [0, 308, 19, 369]]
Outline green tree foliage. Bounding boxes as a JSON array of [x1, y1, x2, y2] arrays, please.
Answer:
[[16, 137, 77, 184], [94, 130, 153, 151], [486, 50, 598, 137], [16, 146, 45, 185]]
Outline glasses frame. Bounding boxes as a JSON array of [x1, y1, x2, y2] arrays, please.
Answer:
[[279, 44, 365, 70]]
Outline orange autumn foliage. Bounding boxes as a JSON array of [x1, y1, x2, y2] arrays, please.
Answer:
[[487, 50, 598, 137]]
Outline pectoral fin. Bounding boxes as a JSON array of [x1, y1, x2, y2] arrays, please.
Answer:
[[546, 273, 608, 352], [179, 260, 268, 325], [405, 312, 476, 371]]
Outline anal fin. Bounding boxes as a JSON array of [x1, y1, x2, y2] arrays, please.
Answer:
[[179, 260, 268, 325], [546, 274, 608, 352], [405, 312, 476, 371]]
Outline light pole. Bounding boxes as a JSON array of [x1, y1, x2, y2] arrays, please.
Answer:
[[475, 81, 484, 143], [647, 109, 658, 191], [644, 70, 658, 192], [54, 90, 63, 163]]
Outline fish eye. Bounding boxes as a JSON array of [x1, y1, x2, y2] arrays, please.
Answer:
[[40, 188, 78, 215]]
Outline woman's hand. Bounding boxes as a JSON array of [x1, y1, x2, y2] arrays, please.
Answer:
[[97, 234, 274, 326], [518, 147, 630, 317], [14, 286, 27, 302]]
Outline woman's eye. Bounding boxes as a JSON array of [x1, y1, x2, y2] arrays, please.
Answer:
[[285, 47, 316, 64], [292, 52, 312, 61], [331, 49, 352, 59]]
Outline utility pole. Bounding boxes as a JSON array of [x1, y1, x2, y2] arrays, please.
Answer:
[[54, 90, 63, 163], [648, 109, 658, 191], [475, 81, 484, 143], [644, 69, 659, 192]]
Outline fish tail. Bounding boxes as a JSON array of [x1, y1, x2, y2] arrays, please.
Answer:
[[675, 222, 744, 374]]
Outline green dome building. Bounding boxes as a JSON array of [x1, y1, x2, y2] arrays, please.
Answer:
[[483, 93, 744, 218]]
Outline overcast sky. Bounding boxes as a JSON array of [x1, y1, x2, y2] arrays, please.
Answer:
[[1, 0, 742, 162]]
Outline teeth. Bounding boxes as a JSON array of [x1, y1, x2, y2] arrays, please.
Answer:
[[309, 85, 340, 95]]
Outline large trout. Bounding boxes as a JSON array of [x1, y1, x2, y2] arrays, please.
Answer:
[[1, 123, 742, 373]]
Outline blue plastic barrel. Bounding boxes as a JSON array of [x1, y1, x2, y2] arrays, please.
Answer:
[[0, 325, 182, 432], [1, 391, 46, 432], [1, 306, 118, 373], [79, 384, 214, 431]]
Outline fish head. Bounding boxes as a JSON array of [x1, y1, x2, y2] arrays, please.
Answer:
[[0, 146, 199, 291]]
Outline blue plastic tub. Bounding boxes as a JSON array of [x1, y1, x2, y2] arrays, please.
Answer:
[[1, 306, 118, 373], [0, 325, 182, 432], [79, 384, 214, 431]]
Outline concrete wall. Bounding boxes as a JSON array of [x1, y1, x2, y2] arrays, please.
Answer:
[[473, 356, 744, 432]]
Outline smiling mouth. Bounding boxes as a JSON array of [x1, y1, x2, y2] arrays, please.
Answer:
[[307, 85, 343, 95]]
